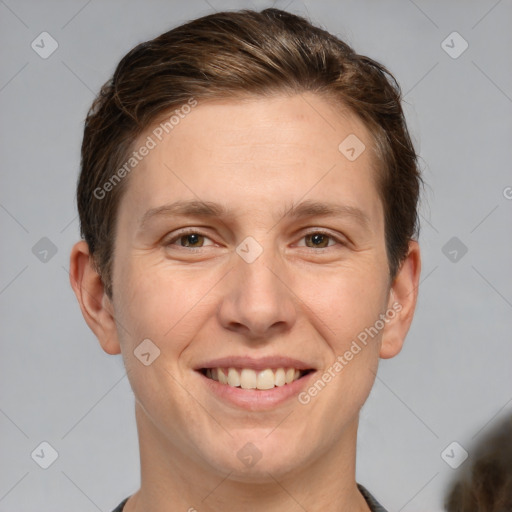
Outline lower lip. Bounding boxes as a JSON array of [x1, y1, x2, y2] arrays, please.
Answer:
[[196, 370, 317, 411]]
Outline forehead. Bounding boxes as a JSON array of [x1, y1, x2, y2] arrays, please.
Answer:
[[118, 93, 383, 229]]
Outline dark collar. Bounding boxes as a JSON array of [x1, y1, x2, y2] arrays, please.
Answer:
[[112, 484, 388, 512], [358, 483, 388, 511]]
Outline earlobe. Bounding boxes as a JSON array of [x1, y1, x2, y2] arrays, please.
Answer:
[[69, 241, 121, 355], [379, 240, 421, 359]]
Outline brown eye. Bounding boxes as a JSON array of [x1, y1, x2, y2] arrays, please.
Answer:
[[179, 233, 205, 248], [305, 232, 332, 248], [165, 230, 214, 249], [301, 231, 343, 249]]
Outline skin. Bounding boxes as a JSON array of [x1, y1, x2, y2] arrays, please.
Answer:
[[70, 92, 421, 512]]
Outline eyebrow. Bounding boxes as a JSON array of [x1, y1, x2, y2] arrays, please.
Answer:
[[138, 199, 371, 230]]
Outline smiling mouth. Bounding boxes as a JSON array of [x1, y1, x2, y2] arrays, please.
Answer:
[[200, 367, 314, 390]]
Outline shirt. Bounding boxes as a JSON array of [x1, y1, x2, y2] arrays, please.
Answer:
[[111, 483, 388, 511]]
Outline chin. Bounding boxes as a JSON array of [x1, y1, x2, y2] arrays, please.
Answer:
[[200, 432, 310, 483]]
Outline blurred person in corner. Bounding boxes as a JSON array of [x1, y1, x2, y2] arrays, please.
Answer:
[[445, 413, 512, 511]]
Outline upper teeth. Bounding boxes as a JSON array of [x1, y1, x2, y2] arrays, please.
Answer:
[[205, 367, 303, 390]]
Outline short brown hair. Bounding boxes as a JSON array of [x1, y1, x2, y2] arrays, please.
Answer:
[[78, 8, 422, 298], [444, 414, 512, 511]]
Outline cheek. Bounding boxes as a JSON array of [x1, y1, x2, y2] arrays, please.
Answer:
[[113, 257, 216, 358], [297, 280, 384, 433], [294, 262, 389, 347], [309, 266, 388, 414], [111, 262, 204, 425]]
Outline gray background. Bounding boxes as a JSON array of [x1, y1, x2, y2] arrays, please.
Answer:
[[1, 0, 511, 510]]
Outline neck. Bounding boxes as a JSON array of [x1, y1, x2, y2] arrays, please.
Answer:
[[125, 404, 371, 512]]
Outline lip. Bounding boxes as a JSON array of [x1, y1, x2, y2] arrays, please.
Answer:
[[194, 356, 315, 372], [195, 366, 317, 412]]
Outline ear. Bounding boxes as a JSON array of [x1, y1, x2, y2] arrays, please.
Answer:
[[380, 240, 421, 359], [69, 240, 121, 355]]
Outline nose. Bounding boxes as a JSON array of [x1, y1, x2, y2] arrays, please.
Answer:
[[217, 241, 297, 341]]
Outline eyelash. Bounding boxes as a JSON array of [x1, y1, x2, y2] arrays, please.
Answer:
[[164, 228, 347, 251]]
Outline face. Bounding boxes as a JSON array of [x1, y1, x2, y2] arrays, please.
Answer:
[[73, 92, 420, 482]]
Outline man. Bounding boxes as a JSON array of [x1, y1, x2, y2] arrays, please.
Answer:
[[70, 8, 422, 511]]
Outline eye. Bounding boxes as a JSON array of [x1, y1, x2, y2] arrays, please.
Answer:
[[298, 230, 345, 249], [164, 229, 346, 251], [164, 229, 215, 249]]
